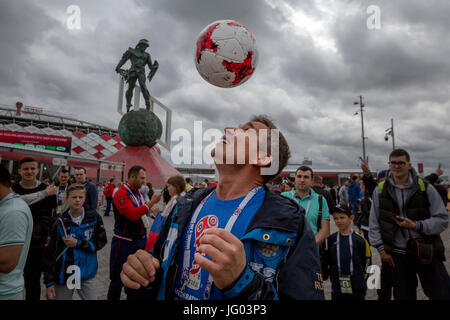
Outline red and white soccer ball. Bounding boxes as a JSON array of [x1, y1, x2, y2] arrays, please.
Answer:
[[194, 20, 258, 88]]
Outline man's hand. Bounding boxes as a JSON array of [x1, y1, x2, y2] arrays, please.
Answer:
[[436, 163, 444, 176], [360, 156, 371, 176], [379, 250, 395, 267], [46, 286, 56, 300], [194, 228, 247, 290], [150, 205, 160, 217], [395, 216, 417, 230], [147, 193, 162, 208], [45, 183, 57, 196], [63, 237, 78, 248], [120, 250, 160, 289]]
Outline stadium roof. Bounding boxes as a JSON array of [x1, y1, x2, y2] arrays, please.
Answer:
[[0, 104, 117, 135]]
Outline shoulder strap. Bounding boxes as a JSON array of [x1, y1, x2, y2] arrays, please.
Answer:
[[378, 180, 385, 194], [317, 195, 323, 230], [418, 178, 426, 192]]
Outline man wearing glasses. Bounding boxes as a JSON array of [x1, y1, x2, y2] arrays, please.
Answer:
[[369, 149, 450, 300]]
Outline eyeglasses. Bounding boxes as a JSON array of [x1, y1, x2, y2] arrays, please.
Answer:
[[389, 161, 410, 166]]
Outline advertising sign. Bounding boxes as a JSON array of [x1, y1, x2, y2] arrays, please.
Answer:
[[0, 130, 71, 154]]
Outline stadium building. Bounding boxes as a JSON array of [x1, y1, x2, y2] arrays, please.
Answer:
[[0, 102, 174, 186]]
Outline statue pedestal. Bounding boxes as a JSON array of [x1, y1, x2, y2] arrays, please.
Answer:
[[103, 145, 180, 187]]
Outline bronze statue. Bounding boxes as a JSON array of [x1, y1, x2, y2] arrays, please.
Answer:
[[115, 39, 158, 112]]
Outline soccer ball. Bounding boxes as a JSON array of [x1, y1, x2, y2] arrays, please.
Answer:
[[194, 20, 258, 88]]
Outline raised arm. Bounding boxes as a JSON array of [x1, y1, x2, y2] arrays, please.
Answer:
[[20, 184, 57, 206]]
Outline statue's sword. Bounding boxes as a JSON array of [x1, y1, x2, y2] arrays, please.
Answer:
[[147, 60, 159, 83]]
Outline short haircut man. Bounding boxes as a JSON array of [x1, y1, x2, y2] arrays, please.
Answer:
[[249, 115, 291, 183], [75, 167, 87, 174], [389, 148, 410, 162], [313, 175, 322, 186], [369, 148, 450, 300], [121, 115, 324, 300], [74, 167, 98, 211], [18, 156, 38, 168], [283, 165, 331, 245], [296, 165, 313, 177], [128, 165, 145, 179], [107, 163, 160, 300], [0, 164, 33, 300], [12, 157, 56, 300]]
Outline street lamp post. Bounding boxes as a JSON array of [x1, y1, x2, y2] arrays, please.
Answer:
[[354, 96, 368, 159], [385, 118, 395, 150]]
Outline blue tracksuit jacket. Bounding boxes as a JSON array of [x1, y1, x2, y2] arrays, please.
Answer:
[[126, 186, 325, 300], [43, 208, 107, 287]]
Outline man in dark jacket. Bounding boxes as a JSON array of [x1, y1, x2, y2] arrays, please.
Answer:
[[312, 175, 334, 212], [348, 176, 362, 222], [12, 157, 56, 300], [120, 115, 324, 300], [74, 167, 98, 211], [369, 149, 450, 300]]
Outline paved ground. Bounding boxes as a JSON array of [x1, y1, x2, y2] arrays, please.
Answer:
[[40, 205, 450, 300]]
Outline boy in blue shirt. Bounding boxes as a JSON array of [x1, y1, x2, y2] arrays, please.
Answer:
[[323, 205, 371, 300]]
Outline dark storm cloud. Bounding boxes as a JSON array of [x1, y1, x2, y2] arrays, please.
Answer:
[[0, 0, 448, 175], [332, 11, 450, 92], [0, 1, 58, 89]]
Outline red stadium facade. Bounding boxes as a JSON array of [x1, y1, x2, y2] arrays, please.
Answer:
[[0, 103, 180, 187]]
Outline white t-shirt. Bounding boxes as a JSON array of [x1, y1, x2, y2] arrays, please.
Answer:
[[69, 209, 85, 226]]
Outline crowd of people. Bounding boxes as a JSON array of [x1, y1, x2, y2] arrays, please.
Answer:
[[1, 115, 449, 301]]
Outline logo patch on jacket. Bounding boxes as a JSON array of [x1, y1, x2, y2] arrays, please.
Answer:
[[119, 197, 125, 205], [257, 242, 280, 258]]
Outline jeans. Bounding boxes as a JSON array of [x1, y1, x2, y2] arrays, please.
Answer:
[[104, 197, 113, 216], [390, 252, 450, 300], [349, 200, 360, 223], [54, 278, 97, 300], [377, 262, 394, 300], [24, 246, 43, 300], [107, 236, 146, 300]]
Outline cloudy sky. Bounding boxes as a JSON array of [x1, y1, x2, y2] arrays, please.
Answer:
[[1, 0, 449, 175]]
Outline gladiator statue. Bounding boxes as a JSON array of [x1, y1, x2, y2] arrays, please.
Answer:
[[115, 39, 158, 112]]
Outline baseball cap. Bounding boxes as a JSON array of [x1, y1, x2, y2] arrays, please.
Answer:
[[377, 169, 388, 181], [332, 203, 352, 215]]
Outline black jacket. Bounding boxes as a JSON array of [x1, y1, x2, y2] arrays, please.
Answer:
[[312, 186, 334, 211], [12, 182, 56, 248]]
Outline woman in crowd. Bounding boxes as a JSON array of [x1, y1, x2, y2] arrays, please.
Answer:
[[145, 175, 186, 251]]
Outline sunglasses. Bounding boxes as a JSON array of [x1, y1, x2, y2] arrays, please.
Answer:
[[389, 161, 410, 166]]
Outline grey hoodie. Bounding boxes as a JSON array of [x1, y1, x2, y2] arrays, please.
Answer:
[[369, 168, 448, 251]]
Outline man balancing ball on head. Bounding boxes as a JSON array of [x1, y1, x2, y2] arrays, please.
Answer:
[[120, 115, 324, 300]]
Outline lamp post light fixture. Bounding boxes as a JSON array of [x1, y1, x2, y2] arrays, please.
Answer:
[[353, 95, 368, 160], [385, 118, 395, 150]]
